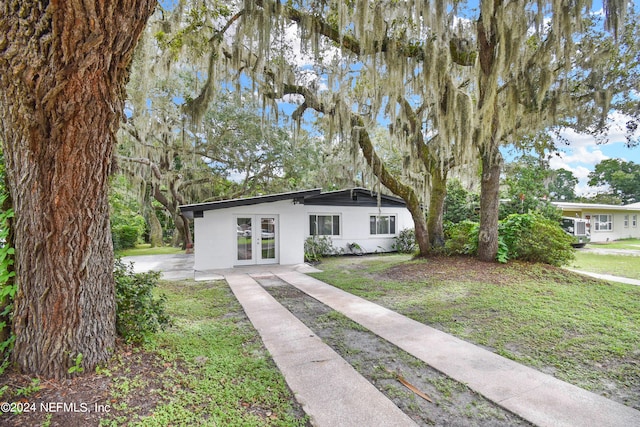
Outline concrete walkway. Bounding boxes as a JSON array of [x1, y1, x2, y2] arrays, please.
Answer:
[[225, 272, 417, 427], [122, 253, 195, 280], [274, 271, 640, 427], [228, 269, 639, 427], [121, 255, 640, 425], [566, 268, 640, 286]]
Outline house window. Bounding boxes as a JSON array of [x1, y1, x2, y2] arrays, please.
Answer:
[[624, 215, 629, 228], [593, 214, 612, 231], [370, 215, 396, 235], [633, 215, 638, 228], [309, 215, 340, 236]]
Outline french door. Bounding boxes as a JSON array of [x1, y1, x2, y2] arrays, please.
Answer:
[[235, 215, 278, 265]]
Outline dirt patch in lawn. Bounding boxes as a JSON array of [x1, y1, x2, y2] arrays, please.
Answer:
[[382, 256, 539, 285], [259, 276, 531, 427], [0, 344, 181, 426]]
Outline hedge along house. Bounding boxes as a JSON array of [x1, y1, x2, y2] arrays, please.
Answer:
[[553, 201, 640, 243], [179, 188, 415, 270]]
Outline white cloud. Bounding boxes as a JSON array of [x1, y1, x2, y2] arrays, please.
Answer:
[[283, 23, 340, 69], [549, 146, 609, 170], [549, 147, 609, 196], [549, 109, 640, 195], [555, 111, 639, 149]]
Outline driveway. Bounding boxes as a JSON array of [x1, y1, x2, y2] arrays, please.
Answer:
[[121, 253, 195, 280]]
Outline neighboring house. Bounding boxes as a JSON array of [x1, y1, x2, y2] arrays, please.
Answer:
[[179, 188, 415, 270], [553, 201, 640, 243]]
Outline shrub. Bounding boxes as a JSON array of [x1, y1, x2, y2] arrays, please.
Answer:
[[112, 224, 141, 251], [499, 213, 575, 266], [111, 212, 146, 251], [443, 214, 574, 266], [114, 258, 171, 343], [444, 220, 479, 256], [392, 228, 417, 254], [304, 236, 341, 262], [444, 179, 480, 223]]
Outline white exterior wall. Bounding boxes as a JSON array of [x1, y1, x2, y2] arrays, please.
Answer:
[[583, 211, 640, 243], [303, 205, 414, 254], [193, 199, 306, 270], [192, 200, 415, 270]]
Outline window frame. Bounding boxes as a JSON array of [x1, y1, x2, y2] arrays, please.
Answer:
[[593, 214, 613, 232], [309, 214, 341, 236], [369, 214, 397, 235]]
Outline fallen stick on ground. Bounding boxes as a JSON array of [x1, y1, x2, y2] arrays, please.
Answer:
[[387, 369, 433, 403]]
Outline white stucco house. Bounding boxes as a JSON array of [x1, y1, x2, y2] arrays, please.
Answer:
[[553, 201, 640, 243], [179, 188, 415, 270]]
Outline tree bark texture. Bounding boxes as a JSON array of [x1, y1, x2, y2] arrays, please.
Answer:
[[153, 184, 192, 250], [427, 168, 447, 252], [477, 147, 502, 262], [148, 209, 163, 247], [475, 9, 502, 263], [0, 0, 155, 378]]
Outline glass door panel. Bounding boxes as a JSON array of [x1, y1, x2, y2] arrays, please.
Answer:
[[236, 217, 252, 261], [260, 217, 276, 261]]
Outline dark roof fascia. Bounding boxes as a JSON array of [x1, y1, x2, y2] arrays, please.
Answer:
[[303, 187, 407, 207], [179, 187, 408, 219], [179, 189, 322, 216]]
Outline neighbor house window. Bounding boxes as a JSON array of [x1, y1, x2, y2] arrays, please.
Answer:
[[309, 215, 340, 236], [633, 215, 638, 228], [370, 215, 396, 235], [593, 214, 612, 231], [624, 215, 629, 228]]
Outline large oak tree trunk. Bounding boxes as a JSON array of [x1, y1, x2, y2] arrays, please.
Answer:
[[427, 168, 447, 252], [407, 197, 430, 258], [477, 147, 503, 262], [153, 184, 192, 250], [148, 209, 164, 248], [0, 0, 155, 379], [475, 11, 501, 263]]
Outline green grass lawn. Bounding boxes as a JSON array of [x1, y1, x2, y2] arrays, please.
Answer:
[[589, 238, 640, 250], [311, 255, 640, 408], [0, 278, 309, 426], [101, 280, 308, 426], [116, 244, 184, 257], [571, 252, 640, 280]]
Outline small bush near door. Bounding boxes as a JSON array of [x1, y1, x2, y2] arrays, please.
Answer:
[[304, 236, 342, 263], [114, 258, 171, 343]]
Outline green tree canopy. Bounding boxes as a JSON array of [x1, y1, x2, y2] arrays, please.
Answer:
[[549, 168, 579, 202], [501, 155, 560, 220], [588, 159, 640, 204]]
